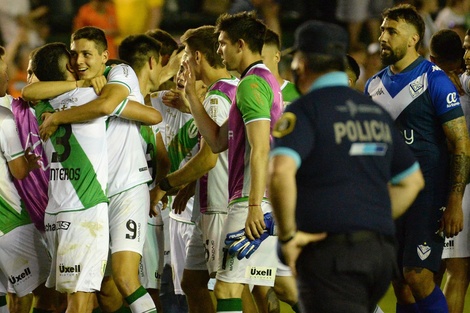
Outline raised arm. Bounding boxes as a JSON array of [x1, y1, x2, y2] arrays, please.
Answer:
[[183, 60, 228, 153]]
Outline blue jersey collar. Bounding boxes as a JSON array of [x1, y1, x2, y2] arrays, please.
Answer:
[[309, 71, 348, 92]]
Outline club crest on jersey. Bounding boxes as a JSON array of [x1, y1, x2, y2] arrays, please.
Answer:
[[273, 112, 296, 138], [417, 243, 431, 260], [409, 79, 424, 98]]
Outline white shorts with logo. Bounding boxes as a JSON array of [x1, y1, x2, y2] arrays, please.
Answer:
[[185, 212, 227, 275], [216, 201, 277, 287], [44, 203, 108, 293], [442, 183, 470, 259], [139, 204, 164, 290], [109, 183, 149, 255], [0, 224, 50, 297], [170, 217, 195, 295]]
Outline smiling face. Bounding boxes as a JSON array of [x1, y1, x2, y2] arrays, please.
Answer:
[[70, 38, 108, 80]]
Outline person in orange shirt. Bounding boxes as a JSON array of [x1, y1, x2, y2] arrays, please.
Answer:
[[74, 0, 120, 59]]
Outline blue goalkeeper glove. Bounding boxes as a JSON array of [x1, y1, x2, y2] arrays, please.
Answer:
[[224, 212, 277, 260]]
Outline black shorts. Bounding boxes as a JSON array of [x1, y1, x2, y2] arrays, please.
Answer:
[[395, 204, 445, 273], [295, 232, 397, 313]]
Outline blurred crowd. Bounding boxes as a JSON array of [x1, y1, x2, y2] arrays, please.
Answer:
[[0, 0, 469, 100]]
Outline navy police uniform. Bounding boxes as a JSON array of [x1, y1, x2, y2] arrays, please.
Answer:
[[366, 56, 464, 272], [272, 71, 419, 313]]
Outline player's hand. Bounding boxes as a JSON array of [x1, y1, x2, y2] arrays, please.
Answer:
[[162, 89, 190, 113], [157, 49, 184, 87], [440, 197, 464, 237], [173, 183, 195, 214], [245, 205, 265, 240], [39, 112, 58, 141], [24, 147, 41, 171], [182, 59, 197, 97], [79, 75, 107, 95], [150, 186, 167, 213], [225, 213, 277, 259], [278, 231, 327, 276]]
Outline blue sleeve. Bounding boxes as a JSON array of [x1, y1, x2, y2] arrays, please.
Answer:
[[427, 68, 464, 122]]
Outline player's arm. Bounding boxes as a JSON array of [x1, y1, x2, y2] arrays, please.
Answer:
[[244, 120, 271, 240], [166, 138, 218, 187], [388, 163, 424, 219], [150, 138, 218, 207], [120, 100, 162, 125], [183, 60, 228, 153], [441, 115, 470, 237], [154, 132, 170, 184], [21, 77, 107, 101]]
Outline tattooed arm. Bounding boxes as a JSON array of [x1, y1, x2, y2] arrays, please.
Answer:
[[442, 116, 470, 237]]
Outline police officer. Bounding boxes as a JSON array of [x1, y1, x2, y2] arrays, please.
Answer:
[[268, 20, 425, 313]]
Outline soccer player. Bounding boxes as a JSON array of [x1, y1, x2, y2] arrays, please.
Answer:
[[23, 26, 162, 313], [184, 11, 283, 313], [366, 4, 470, 313]]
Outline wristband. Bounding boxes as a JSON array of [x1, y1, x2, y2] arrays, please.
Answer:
[[278, 231, 296, 244], [159, 177, 173, 192]]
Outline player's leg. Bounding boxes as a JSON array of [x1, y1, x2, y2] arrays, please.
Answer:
[[181, 269, 213, 313], [108, 185, 155, 313], [442, 257, 470, 313], [251, 285, 279, 313], [67, 292, 94, 313], [7, 293, 32, 313]]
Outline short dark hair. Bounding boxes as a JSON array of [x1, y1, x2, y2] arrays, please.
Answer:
[[180, 25, 224, 68], [382, 4, 425, 50], [119, 34, 162, 72], [30, 42, 71, 81], [215, 11, 267, 54], [264, 28, 281, 50], [71, 26, 108, 53], [430, 29, 463, 63], [146, 29, 179, 56]]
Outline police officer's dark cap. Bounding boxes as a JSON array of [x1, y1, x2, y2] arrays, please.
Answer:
[[282, 20, 348, 57]]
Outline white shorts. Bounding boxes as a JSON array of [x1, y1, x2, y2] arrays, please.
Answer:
[[0, 224, 50, 297], [169, 217, 195, 295], [442, 183, 470, 259], [139, 211, 164, 290], [185, 212, 228, 275], [216, 201, 277, 287], [44, 203, 108, 293], [109, 183, 149, 255]]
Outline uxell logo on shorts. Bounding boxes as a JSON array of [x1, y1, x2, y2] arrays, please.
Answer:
[[246, 266, 276, 280], [59, 264, 81, 275], [9, 267, 32, 285], [417, 243, 431, 260]]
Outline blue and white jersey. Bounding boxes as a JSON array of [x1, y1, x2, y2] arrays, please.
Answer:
[[366, 56, 464, 208]]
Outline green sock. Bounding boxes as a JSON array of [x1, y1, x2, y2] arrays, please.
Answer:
[[216, 298, 242, 313], [291, 302, 300, 313], [0, 296, 5, 307]]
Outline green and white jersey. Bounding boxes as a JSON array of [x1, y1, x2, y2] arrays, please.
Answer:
[[105, 64, 152, 196], [0, 106, 31, 236], [150, 90, 198, 223], [140, 124, 160, 189], [35, 88, 108, 214], [281, 80, 300, 108]]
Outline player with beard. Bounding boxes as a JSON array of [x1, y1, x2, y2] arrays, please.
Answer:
[[365, 4, 470, 313]]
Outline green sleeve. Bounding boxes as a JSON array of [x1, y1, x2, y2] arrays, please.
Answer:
[[236, 75, 273, 123]]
